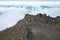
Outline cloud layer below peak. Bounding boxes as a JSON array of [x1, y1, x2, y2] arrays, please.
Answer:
[[0, 1, 60, 31]]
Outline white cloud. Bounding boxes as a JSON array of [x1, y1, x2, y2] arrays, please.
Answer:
[[0, 1, 60, 31], [0, 7, 29, 31], [0, 1, 60, 5]]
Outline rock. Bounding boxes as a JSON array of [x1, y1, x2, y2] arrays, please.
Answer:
[[0, 13, 60, 40]]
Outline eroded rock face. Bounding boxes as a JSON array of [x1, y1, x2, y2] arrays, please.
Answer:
[[0, 23, 33, 40], [0, 13, 60, 40]]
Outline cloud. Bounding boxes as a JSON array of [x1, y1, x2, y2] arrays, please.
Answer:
[[0, 1, 60, 31], [40, 5, 60, 9], [40, 6, 53, 9], [0, 7, 30, 31], [0, 12, 2, 15]]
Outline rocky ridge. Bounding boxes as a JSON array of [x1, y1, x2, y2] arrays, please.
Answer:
[[0, 13, 60, 40]]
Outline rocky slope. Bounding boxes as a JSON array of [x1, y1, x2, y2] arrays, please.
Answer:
[[0, 13, 60, 40]]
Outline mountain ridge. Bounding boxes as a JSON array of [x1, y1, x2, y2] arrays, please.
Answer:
[[0, 13, 60, 40]]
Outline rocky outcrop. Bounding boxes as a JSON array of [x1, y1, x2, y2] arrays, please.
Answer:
[[0, 13, 60, 40], [24, 13, 60, 25]]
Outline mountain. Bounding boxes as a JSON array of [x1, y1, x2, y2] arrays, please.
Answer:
[[0, 13, 60, 40]]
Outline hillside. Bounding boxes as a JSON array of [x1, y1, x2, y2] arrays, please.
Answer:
[[0, 13, 60, 40]]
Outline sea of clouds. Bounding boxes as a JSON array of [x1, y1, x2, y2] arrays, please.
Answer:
[[0, 1, 60, 31]]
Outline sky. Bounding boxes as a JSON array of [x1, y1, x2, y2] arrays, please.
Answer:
[[0, 0, 60, 1], [0, 1, 60, 31]]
